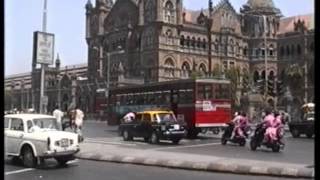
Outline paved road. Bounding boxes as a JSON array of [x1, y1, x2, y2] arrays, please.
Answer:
[[80, 121, 314, 165], [4, 159, 310, 180]]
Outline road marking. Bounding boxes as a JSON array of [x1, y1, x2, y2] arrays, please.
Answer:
[[5, 168, 35, 175], [5, 159, 79, 176], [149, 142, 221, 151]]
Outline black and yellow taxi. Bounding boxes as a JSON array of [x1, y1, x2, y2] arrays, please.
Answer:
[[118, 110, 187, 144]]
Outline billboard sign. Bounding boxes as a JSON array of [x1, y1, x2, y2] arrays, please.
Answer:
[[33, 31, 55, 65]]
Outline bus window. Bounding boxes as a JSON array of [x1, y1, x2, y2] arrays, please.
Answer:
[[179, 89, 194, 103], [197, 85, 205, 100], [204, 84, 213, 99]]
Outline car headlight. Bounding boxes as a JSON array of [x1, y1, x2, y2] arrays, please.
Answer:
[[161, 125, 166, 131]]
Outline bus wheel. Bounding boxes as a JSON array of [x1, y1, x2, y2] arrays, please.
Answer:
[[123, 130, 132, 141], [187, 129, 199, 139]]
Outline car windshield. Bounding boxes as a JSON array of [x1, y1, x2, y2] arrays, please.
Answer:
[[32, 118, 58, 130], [157, 113, 177, 123]]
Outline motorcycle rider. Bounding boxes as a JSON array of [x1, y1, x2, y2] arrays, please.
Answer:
[[230, 111, 243, 139], [262, 109, 275, 143]]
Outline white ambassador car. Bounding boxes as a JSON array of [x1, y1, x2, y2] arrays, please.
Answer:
[[5, 114, 80, 167]]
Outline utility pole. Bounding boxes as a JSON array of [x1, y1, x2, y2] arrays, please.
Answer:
[[263, 15, 268, 104], [39, 0, 48, 114], [303, 30, 308, 103], [207, 0, 213, 77]]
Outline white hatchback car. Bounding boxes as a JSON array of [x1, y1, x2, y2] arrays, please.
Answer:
[[5, 114, 81, 167]]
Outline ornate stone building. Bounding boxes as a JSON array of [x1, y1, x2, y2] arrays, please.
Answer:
[[5, 0, 314, 115]]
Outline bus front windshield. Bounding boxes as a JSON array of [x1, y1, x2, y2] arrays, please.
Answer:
[[157, 113, 177, 123]]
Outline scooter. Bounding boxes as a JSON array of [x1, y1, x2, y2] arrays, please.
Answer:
[[221, 122, 251, 146], [250, 123, 285, 152]]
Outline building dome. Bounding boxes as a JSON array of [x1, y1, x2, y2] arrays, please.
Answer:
[[246, 0, 276, 9]]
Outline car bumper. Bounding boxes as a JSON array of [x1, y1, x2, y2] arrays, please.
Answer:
[[40, 147, 80, 158], [160, 130, 187, 139]]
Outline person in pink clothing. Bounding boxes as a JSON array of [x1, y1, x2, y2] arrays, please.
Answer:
[[263, 110, 275, 142]]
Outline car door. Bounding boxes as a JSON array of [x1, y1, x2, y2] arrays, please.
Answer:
[[132, 113, 143, 137], [141, 113, 152, 137], [6, 118, 25, 154], [4, 117, 10, 154]]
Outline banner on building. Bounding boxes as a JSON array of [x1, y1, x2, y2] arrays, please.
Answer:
[[33, 31, 55, 65]]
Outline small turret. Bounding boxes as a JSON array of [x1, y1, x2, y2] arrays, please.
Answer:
[[55, 53, 61, 69], [85, 0, 93, 11]]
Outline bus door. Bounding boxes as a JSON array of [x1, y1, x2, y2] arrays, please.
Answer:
[[170, 90, 179, 115]]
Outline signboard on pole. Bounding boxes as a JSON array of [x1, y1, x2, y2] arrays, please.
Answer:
[[33, 31, 55, 65], [41, 96, 48, 106]]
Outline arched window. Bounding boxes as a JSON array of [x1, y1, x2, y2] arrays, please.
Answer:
[[229, 39, 234, 54], [180, 35, 185, 46], [268, 71, 275, 80], [291, 44, 295, 56], [186, 36, 190, 47], [236, 42, 240, 55], [164, 58, 175, 77], [214, 39, 219, 52], [164, 1, 175, 23], [255, 48, 260, 56], [191, 37, 196, 48], [243, 47, 248, 56], [261, 70, 266, 80], [197, 37, 201, 48], [309, 42, 314, 52], [269, 44, 274, 56], [199, 63, 207, 76], [253, 71, 260, 83], [181, 62, 191, 78], [286, 45, 290, 56], [297, 44, 301, 55], [280, 46, 284, 57], [202, 38, 206, 49]]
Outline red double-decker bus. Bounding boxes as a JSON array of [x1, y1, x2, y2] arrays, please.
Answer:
[[107, 78, 232, 138]]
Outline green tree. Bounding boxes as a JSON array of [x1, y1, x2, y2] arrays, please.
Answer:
[[225, 66, 241, 110]]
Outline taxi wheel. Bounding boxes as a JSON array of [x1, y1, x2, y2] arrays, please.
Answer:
[[144, 137, 150, 142], [150, 132, 159, 144], [172, 138, 180, 144], [123, 130, 132, 141], [306, 133, 313, 138], [22, 146, 36, 168], [55, 158, 69, 166]]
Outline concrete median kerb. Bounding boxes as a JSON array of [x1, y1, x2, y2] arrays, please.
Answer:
[[75, 153, 314, 178]]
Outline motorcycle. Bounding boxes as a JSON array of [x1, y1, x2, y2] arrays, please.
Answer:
[[250, 123, 285, 152], [221, 122, 252, 146]]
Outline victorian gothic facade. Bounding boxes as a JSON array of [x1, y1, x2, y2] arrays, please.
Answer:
[[85, 0, 314, 108]]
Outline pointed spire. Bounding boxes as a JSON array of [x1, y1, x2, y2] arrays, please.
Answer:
[[85, 0, 93, 10], [209, 0, 213, 16], [55, 53, 61, 68]]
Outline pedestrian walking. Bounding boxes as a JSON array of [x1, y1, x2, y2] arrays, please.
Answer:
[[53, 105, 64, 131], [74, 107, 84, 134]]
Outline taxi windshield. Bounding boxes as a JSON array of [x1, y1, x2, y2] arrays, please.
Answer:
[[32, 118, 58, 130], [157, 113, 177, 123]]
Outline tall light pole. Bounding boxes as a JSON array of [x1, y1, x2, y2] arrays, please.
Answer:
[[39, 0, 48, 114], [263, 15, 268, 103], [303, 30, 308, 103]]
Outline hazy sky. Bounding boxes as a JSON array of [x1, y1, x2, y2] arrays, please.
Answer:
[[5, 0, 314, 76]]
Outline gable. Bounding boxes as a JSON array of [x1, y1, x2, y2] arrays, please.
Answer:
[[104, 0, 139, 32]]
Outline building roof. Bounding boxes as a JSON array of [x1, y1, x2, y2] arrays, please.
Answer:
[[246, 0, 276, 9], [278, 13, 314, 34]]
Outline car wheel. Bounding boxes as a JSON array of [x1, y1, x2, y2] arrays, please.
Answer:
[[22, 146, 37, 168], [239, 139, 246, 147], [11, 156, 22, 165], [306, 133, 313, 138], [172, 138, 180, 144], [144, 137, 150, 142], [150, 132, 159, 144], [123, 130, 132, 141], [250, 139, 257, 151], [272, 144, 280, 152], [291, 129, 300, 138], [55, 157, 69, 166], [221, 137, 227, 145]]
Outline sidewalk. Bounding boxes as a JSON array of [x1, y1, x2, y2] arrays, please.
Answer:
[[75, 142, 314, 178]]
